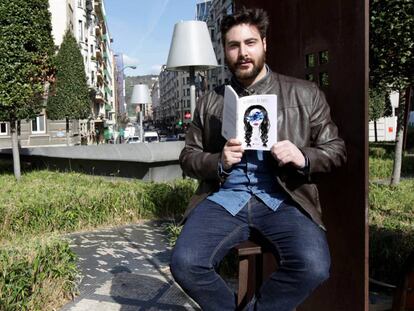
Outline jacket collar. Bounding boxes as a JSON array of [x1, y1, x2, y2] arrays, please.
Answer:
[[230, 64, 277, 96]]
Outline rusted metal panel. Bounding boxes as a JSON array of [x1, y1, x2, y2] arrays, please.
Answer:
[[234, 0, 369, 310]]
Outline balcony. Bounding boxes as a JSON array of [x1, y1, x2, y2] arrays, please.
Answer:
[[97, 69, 103, 85], [95, 91, 104, 103], [104, 86, 113, 97], [94, 0, 103, 19], [95, 25, 101, 37], [101, 21, 107, 34], [95, 46, 102, 62]]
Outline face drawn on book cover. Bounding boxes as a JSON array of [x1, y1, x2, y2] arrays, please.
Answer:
[[243, 105, 270, 148]]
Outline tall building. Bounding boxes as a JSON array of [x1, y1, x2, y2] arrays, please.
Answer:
[[196, 0, 212, 22], [158, 66, 179, 129], [49, 0, 116, 144], [150, 78, 160, 125], [205, 0, 233, 91], [114, 53, 126, 115], [1, 0, 116, 148]]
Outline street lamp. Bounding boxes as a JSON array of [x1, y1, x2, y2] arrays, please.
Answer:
[[130, 84, 151, 142], [166, 20, 218, 121], [120, 65, 137, 114]]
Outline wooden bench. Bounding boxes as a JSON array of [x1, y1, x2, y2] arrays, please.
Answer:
[[392, 251, 414, 311], [234, 237, 297, 310]]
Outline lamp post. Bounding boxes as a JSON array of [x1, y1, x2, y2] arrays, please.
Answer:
[[113, 55, 136, 143], [130, 84, 151, 142], [166, 20, 218, 121], [120, 65, 137, 114]]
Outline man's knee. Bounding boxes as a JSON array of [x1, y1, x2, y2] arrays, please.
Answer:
[[299, 250, 330, 286], [170, 246, 206, 285]]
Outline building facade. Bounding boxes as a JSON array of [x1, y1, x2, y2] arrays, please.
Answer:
[[0, 0, 115, 148]]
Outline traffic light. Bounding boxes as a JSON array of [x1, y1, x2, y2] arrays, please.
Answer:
[[177, 120, 183, 127]]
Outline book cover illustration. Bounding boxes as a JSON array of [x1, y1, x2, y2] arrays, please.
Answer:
[[222, 85, 277, 151]]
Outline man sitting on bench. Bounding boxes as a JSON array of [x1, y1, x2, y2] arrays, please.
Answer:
[[170, 7, 346, 311]]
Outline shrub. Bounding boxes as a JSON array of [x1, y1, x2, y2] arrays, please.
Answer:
[[0, 170, 197, 242], [0, 168, 198, 310], [369, 147, 387, 158], [0, 236, 78, 310], [369, 180, 414, 284]]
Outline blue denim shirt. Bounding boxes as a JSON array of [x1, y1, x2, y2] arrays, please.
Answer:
[[208, 150, 287, 216]]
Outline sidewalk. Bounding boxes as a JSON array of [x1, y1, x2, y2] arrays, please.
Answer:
[[60, 220, 392, 310], [60, 221, 200, 311]]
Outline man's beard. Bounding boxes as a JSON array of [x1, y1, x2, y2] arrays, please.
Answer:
[[226, 52, 266, 83]]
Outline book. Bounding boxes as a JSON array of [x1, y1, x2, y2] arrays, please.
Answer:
[[221, 85, 277, 151]]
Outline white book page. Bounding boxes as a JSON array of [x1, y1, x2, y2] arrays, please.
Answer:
[[221, 86, 239, 140], [238, 94, 277, 150]]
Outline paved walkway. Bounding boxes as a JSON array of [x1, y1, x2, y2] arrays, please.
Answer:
[[60, 221, 200, 311], [60, 220, 392, 310]]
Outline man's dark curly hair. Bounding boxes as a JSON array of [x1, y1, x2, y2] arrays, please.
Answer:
[[220, 7, 269, 46]]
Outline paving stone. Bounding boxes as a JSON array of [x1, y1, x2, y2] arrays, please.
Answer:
[[61, 221, 200, 310]]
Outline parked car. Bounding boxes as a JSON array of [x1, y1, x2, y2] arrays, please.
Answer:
[[144, 131, 159, 143], [165, 134, 178, 142], [126, 136, 140, 144], [177, 133, 186, 141]]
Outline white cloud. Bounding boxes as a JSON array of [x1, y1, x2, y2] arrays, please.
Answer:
[[122, 54, 140, 66]]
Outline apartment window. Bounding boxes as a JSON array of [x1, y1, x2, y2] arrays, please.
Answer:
[[78, 0, 83, 7], [226, 4, 233, 15], [0, 122, 8, 135], [91, 71, 95, 84], [78, 20, 83, 41], [90, 44, 93, 53], [31, 115, 46, 134]]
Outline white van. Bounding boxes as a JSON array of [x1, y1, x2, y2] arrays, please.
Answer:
[[143, 131, 159, 143]]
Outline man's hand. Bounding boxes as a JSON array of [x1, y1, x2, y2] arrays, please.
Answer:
[[221, 139, 244, 170], [270, 140, 305, 169]]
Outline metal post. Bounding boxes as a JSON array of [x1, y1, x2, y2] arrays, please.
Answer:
[[189, 67, 196, 121], [139, 106, 143, 143]]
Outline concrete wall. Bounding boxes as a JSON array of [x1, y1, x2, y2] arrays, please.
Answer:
[[0, 141, 185, 182]]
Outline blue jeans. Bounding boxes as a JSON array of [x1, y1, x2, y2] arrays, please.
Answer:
[[170, 197, 330, 311]]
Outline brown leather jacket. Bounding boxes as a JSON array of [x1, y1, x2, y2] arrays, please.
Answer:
[[179, 70, 346, 228]]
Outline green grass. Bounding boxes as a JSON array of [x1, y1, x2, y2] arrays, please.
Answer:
[[369, 178, 414, 284], [0, 170, 197, 244], [368, 142, 414, 180], [0, 164, 197, 310], [0, 235, 78, 311]]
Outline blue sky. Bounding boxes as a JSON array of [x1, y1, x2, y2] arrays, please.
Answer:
[[104, 0, 199, 76]]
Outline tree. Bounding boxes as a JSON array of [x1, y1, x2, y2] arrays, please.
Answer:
[[47, 30, 91, 144], [0, 0, 55, 180], [370, 0, 414, 185], [369, 88, 387, 142]]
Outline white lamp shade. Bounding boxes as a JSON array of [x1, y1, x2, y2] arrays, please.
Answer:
[[389, 91, 399, 108], [166, 20, 219, 71], [130, 84, 151, 104]]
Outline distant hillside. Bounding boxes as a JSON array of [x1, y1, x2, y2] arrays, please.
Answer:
[[125, 75, 157, 115]]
